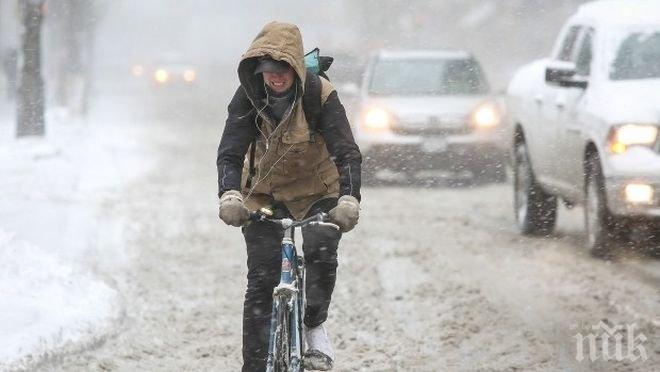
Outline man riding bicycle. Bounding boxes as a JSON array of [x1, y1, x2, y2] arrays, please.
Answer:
[[216, 21, 362, 371]]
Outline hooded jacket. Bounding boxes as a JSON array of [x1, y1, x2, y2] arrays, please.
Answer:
[[216, 21, 362, 219]]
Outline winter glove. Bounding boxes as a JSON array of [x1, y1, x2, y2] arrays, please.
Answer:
[[329, 195, 360, 232], [218, 190, 249, 227]]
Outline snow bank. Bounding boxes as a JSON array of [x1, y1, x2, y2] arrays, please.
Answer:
[[0, 231, 121, 369], [0, 102, 154, 368]]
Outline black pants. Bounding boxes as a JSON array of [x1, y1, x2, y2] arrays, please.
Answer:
[[241, 198, 341, 372]]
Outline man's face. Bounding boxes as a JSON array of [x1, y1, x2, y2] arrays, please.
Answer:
[[263, 67, 295, 93]]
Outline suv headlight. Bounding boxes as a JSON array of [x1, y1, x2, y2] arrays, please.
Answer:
[[608, 124, 658, 154], [361, 107, 393, 132], [470, 102, 501, 129]]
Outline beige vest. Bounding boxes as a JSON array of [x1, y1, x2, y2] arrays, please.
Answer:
[[241, 77, 339, 219]]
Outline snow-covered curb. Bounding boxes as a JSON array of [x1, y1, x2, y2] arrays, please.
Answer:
[[0, 231, 123, 370]]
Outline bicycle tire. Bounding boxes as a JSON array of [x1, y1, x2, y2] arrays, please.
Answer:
[[274, 298, 290, 371]]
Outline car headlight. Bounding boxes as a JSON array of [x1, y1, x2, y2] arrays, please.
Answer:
[[131, 64, 144, 77], [608, 124, 658, 154], [362, 107, 393, 131], [183, 69, 196, 83], [154, 69, 169, 83], [471, 102, 501, 129]]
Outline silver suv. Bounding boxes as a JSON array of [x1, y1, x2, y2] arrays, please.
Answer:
[[355, 50, 507, 184]]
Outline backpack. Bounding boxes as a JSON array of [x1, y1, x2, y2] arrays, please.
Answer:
[[302, 47, 334, 143], [246, 48, 333, 189]]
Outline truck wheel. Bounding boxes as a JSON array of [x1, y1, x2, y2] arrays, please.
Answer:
[[513, 143, 557, 235], [585, 153, 619, 258]]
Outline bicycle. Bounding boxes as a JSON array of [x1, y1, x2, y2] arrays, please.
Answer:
[[248, 208, 339, 372]]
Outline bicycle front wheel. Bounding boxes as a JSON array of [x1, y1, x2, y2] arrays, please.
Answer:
[[271, 298, 290, 372]]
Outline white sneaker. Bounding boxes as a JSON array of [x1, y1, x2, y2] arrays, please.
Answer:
[[303, 324, 334, 370]]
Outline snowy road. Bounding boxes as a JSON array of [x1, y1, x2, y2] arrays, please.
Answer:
[[50, 91, 659, 371]]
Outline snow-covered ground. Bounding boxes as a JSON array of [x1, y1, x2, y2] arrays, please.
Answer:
[[0, 99, 154, 370], [48, 89, 657, 371], [2, 73, 657, 372]]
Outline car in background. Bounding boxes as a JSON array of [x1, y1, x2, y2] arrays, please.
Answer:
[[506, 0, 660, 256], [355, 49, 507, 184], [150, 61, 197, 87], [130, 53, 198, 88]]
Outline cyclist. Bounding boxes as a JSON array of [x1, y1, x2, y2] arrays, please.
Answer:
[[216, 21, 362, 371]]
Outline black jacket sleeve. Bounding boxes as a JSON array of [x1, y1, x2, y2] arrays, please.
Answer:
[[318, 91, 362, 201], [216, 87, 257, 198]]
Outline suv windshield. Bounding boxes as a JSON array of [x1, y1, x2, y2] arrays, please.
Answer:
[[368, 58, 489, 96], [610, 31, 660, 80]]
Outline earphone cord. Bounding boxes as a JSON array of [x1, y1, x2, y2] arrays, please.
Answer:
[[244, 82, 297, 203]]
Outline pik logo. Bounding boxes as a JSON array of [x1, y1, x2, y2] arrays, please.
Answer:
[[573, 321, 648, 362]]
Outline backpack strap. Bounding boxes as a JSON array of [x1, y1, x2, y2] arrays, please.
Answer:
[[303, 71, 322, 143]]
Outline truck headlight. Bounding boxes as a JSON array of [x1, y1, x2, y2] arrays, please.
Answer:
[[471, 102, 501, 129], [624, 183, 654, 204], [362, 107, 393, 131], [608, 124, 658, 154]]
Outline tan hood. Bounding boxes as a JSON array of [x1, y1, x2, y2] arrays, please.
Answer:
[[238, 21, 306, 104]]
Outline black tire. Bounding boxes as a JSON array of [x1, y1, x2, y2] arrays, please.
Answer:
[[513, 143, 557, 235], [584, 153, 620, 258]]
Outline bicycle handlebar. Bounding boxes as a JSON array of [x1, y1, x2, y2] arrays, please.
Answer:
[[248, 209, 340, 231]]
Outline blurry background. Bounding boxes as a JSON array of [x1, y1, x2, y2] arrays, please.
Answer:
[[0, 0, 593, 126]]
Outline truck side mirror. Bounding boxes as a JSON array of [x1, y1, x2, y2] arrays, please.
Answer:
[[545, 61, 588, 89]]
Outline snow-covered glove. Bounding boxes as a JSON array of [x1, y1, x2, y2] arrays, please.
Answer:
[[218, 190, 249, 227], [328, 195, 360, 232]]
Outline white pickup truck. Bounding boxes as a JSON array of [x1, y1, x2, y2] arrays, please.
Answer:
[[506, 0, 660, 256]]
